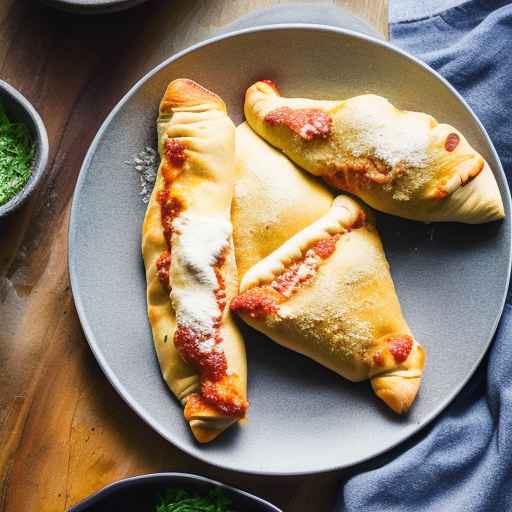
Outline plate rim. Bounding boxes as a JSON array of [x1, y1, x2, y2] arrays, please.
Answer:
[[68, 23, 512, 476]]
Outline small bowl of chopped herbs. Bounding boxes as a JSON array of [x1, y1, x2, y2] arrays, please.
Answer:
[[0, 80, 49, 218], [68, 473, 281, 512]]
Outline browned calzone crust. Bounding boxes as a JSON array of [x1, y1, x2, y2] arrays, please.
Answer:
[[142, 79, 247, 443], [232, 122, 333, 279], [231, 196, 425, 413], [244, 80, 504, 224]]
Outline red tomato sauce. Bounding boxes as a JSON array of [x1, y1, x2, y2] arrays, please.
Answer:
[[173, 253, 227, 383], [271, 259, 309, 296], [312, 234, 340, 259], [388, 335, 413, 364], [156, 250, 171, 289], [445, 132, 460, 152], [231, 231, 359, 318], [174, 324, 228, 382], [173, 253, 246, 417], [272, 234, 342, 298], [156, 189, 182, 294], [185, 385, 248, 419], [165, 138, 186, 167], [201, 377, 248, 417], [156, 145, 245, 417], [158, 190, 183, 247], [230, 288, 279, 319], [373, 351, 385, 367], [265, 106, 332, 141]]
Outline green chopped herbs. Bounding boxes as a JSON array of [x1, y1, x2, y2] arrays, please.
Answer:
[[156, 487, 235, 512], [0, 102, 35, 206]]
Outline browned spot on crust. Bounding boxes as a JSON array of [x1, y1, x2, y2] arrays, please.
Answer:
[[432, 158, 484, 199], [160, 79, 223, 114], [351, 209, 366, 229], [461, 159, 484, 186], [431, 187, 450, 200], [323, 158, 392, 193], [181, 78, 218, 98]]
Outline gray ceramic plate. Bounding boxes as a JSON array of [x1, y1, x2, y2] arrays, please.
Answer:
[[69, 25, 511, 475]]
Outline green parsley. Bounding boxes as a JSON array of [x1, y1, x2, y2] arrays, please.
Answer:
[[0, 101, 35, 206], [156, 487, 235, 512]]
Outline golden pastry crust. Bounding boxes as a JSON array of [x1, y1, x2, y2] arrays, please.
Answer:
[[232, 122, 333, 278], [231, 196, 425, 413], [244, 80, 504, 224], [142, 79, 247, 443]]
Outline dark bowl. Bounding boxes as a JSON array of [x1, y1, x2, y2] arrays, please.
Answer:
[[0, 80, 49, 218], [40, 0, 149, 14], [68, 472, 282, 512]]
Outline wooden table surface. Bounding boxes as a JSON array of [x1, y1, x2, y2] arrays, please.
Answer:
[[0, 1, 387, 510]]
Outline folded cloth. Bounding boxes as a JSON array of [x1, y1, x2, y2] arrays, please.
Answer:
[[337, 2, 512, 511]]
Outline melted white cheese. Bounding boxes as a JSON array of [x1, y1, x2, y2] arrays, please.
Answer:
[[170, 213, 231, 351]]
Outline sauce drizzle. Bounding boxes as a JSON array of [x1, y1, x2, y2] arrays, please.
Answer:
[[165, 138, 186, 167], [230, 288, 279, 319], [156, 250, 171, 289], [231, 230, 360, 319], [388, 335, 413, 364], [445, 132, 460, 152], [265, 106, 332, 141], [156, 138, 247, 417]]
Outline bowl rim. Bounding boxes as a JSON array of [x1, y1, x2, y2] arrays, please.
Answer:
[[69, 23, 512, 476], [0, 79, 49, 217], [68, 472, 283, 512], [41, 0, 149, 14]]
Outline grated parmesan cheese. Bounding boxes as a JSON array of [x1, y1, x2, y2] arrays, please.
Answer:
[[342, 102, 431, 169], [125, 146, 158, 203], [339, 99, 434, 201], [170, 213, 231, 352]]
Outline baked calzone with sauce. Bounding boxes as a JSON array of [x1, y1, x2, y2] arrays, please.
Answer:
[[244, 80, 504, 224], [142, 79, 248, 443], [232, 122, 333, 278], [231, 195, 425, 414]]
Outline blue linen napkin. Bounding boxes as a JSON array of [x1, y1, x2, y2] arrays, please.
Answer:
[[337, 2, 512, 510]]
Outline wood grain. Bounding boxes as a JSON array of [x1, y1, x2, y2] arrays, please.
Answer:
[[0, 1, 387, 510]]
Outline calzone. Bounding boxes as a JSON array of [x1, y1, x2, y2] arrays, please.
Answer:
[[233, 122, 333, 278], [231, 195, 425, 414], [244, 80, 504, 224], [142, 79, 248, 443]]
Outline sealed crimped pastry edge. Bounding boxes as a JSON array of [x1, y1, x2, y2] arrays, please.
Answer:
[[380, 369, 423, 379], [240, 195, 363, 292], [245, 81, 505, 224], [143, 79, 248, 442]]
